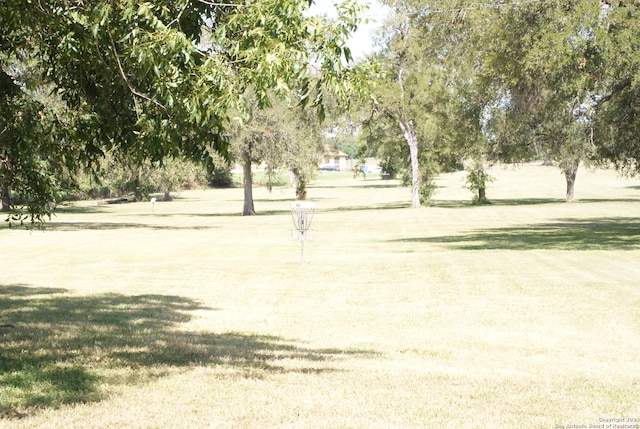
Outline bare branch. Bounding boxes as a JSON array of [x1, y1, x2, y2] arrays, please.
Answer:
[[167, 2, 190, 30]]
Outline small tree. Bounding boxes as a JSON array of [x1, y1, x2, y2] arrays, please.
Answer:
[[465, 161, 493, 204]]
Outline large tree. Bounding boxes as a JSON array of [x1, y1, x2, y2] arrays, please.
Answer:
[[592, 1, 640, 175], [1, 0, 367, 223], [369, 10, 423, 207], [478, 0, 603, 202], [366, 6, 440, 207], [411, 0, 640, 201], [364, 1, 467, 207]]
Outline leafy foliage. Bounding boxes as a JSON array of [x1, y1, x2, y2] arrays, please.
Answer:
[[369, 0, 640, 203], [1, 0, 370, 222], [231, 90, 324, 213], [465, 161, 494, 204], [0, 62, 72, 225], [70, 154, 209, 201]]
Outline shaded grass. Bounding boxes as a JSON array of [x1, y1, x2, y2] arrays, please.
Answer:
[[319, 202, 410, 213], [432, 197, 640, 209], [0, 286, 375, 418], [431, 197, 566, 208], [43, 222, 222, 231], [392, 217, 640, 250]]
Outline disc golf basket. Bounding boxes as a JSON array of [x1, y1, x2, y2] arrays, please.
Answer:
[[290, 201, 315, 263]]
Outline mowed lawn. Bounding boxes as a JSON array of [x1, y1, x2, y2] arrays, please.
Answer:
[[2, 163, 640, 428]]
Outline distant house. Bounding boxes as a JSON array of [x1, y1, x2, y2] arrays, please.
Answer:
[[319, 144, 348, 171]]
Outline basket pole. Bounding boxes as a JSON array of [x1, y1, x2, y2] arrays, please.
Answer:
[[291, 202, 314, 264]]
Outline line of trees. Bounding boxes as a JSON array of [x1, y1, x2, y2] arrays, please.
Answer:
[[3, 0, 640, 218], [359, 0, 640, 205], [1, 0, 370, 223]]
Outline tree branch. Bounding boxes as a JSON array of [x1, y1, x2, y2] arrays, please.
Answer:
[[596, 77, 632, 108], [197, 0, 246, 6], [107, 32, 169, 118]]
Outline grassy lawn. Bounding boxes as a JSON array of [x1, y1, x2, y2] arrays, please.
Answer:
[[2, 163, 640, 428]]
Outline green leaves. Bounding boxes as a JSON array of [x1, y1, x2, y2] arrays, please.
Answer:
[[2, 0, 371, 221], [408, 0, 640, 175]]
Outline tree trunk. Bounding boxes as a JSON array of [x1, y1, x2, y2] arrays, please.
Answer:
[[478, 187, 487, 204], [242, 149, 255, 215], [393, 30, 420, 209], [292, 168, 307, 200], [1, 182, 10, 212], [1, 154, 11, 212], [476, 164, 488, 204], [564, 165, 578, 202], [399, 120, 420, 208]]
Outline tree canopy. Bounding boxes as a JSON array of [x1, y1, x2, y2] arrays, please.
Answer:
[[1, 0, 368, 223], [365, 0, 640, 204], [231, 90, 324, 214], [5, 0, 639, 215]]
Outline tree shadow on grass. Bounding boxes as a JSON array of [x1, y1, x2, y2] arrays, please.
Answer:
[[391, 217, 640, 250], [0, 285, 376, 419], [45, 222, 221, 231], [430, 198, 565, 208], [430, 198, 640, 209], [309, 182, 401, 190], [319, 202, 410, 213]]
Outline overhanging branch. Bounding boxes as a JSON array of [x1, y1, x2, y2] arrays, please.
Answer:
[[108, 32, 169, 118]]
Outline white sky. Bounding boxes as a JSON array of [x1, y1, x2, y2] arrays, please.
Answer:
[[307, 0, 390, 59]]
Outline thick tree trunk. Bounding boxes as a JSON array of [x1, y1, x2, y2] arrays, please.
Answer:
[[399, 120, 420, 208], [564, 165, 578, 202], [478, 187, 487, 204], [1, 183, 10, 212], [242, 150, 255, 215]]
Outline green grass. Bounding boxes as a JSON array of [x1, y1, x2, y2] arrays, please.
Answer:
[[1, 163, 640, 428]]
